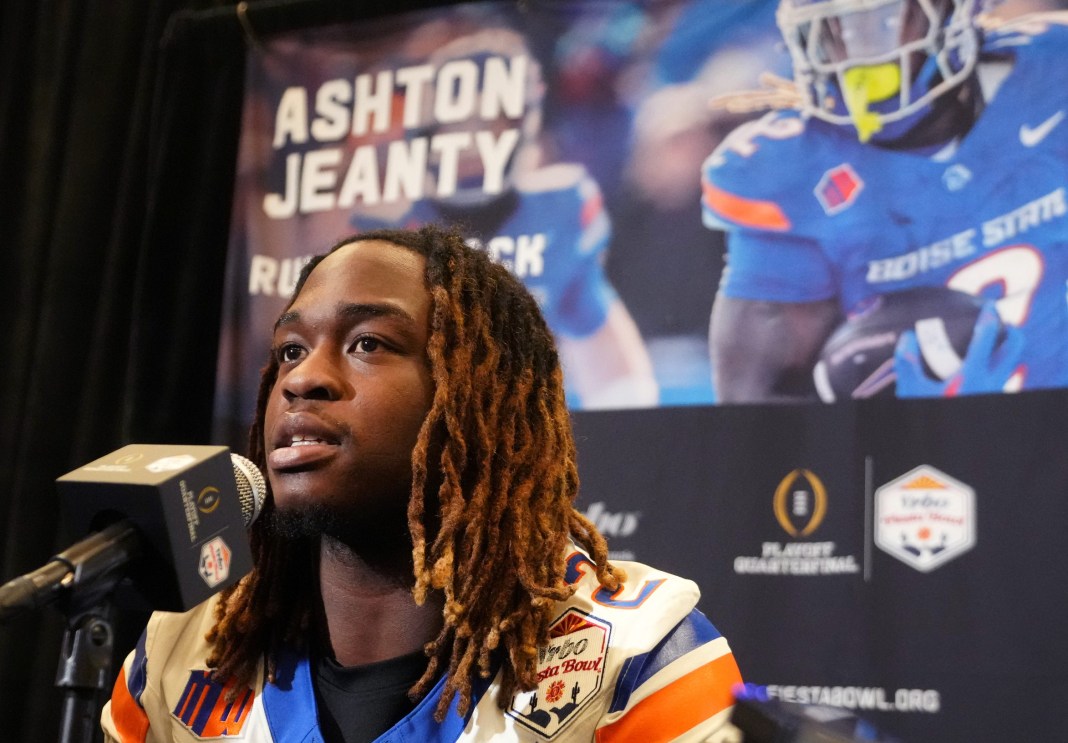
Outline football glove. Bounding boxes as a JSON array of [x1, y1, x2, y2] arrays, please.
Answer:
[[894, 303, 1024, 398]]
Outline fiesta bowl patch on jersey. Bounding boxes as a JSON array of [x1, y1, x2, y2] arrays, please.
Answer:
[[813, 286, 1002, 401], [507, 608, 611, 738]]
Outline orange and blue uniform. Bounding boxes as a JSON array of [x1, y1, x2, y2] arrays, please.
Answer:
[[102, 550, 742, 742]]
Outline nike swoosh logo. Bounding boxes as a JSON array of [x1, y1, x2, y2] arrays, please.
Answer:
[[1020, 110, 1065, 147]]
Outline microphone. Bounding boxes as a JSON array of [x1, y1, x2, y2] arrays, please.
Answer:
[[731, 684, 902, 743], [0, 444, 266, 622]]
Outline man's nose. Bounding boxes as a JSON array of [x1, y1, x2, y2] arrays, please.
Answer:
[[281, 347, 346, 401]]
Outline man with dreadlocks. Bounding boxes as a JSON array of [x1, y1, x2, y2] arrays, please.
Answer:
[[102, 225, 742, 743]]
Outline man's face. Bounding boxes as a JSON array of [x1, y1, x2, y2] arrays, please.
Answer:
[[263, 240, 434, 541]]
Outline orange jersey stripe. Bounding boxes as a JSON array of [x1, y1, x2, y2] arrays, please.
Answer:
[[581, 189, 604, 228], [702, 182, 791, 231], [596, 652, 742, 743], [109, 667, 150, 743]]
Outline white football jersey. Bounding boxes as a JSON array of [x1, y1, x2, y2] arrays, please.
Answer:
[[103, 550, 742, 742]]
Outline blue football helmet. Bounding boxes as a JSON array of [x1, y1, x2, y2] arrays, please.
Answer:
[[776, 0, 981, 142]]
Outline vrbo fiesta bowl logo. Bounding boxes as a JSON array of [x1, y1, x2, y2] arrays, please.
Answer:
[[508, 609, 610, 738], [875, 465, 975, 572]]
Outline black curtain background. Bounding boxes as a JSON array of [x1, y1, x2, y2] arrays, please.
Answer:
[[0, 1, 461, 739]]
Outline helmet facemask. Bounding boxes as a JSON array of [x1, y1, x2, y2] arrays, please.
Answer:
[[777, 0, 980, 142]]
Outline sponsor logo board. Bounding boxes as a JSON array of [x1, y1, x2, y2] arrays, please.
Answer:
[[734, 470, 859, 576], [874, 464, 975, 572]]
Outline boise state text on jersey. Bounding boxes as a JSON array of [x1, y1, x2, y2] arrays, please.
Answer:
[[701, 14, 1068, 391]]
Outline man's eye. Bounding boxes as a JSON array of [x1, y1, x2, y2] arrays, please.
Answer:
[[354, 337, 382, 353], [278, 344, 304, 363]]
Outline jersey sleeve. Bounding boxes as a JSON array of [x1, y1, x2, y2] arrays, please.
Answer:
[[101, 599, 229, 743], [719, 228, 837, 303], [552, 262, 618, 338], [536, 165, 615, 337], [594, 608, 742, 742], [700, 113, 838, 305], [101, 628, 153, 743]]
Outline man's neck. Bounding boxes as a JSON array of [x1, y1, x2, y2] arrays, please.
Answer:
[[316, 536, 443, 667]]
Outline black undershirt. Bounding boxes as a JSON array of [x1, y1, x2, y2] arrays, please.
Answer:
[[312, 650, 430, 743]]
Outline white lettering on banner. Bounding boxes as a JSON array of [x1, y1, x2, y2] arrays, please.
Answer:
[[734, 541, 859, 575], [867, 228, 977, 283], [865, 188, 1067, 284], [248, 254, 313, 297], [262, 131, 519, 215], [733, 555, 859, 575], [487, 234, 546, 278], [272, 57, 526, 146], [765, 684, 941, 714], [262, 55, 528, 215], [981, 188, 1066, 247]]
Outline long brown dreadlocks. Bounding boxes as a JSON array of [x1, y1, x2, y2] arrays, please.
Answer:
[[205, 224, 623, 720]]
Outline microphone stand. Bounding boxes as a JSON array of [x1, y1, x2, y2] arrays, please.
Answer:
[[55, 600, 117, 743], [41, 521, 141, 743]]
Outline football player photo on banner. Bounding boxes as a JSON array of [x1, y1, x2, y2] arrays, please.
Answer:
[[215, 0, 803, 444], [216, 0, 1068, 447], [700, 0, 1068, 404]]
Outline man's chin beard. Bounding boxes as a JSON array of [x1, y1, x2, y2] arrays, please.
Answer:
[[267, 503, 411, 555], [268, 503, 344, 540]]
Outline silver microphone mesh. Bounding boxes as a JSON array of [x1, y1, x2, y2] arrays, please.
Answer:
[[230, 453, 266, 526]]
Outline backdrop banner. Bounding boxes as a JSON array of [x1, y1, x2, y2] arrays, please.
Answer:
[[573, 390, 1068, 742], [216, 0, 792, 443], [218, 2, 1068, 740]]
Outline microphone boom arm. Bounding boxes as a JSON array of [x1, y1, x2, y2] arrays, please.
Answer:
[[0, 521, 141, 622]]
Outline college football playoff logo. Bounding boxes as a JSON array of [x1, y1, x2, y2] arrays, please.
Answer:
[[773, 469, 827, 537]]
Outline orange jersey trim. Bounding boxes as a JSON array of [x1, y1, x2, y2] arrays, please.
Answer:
[[109, 667, 150, 743], [595, 652, 742, 743], [703, 182, 791, 231]]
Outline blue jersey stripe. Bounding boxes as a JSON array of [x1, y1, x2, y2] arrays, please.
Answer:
[[608, 608, 722, 714], [262, 648, 322, 742], [263, 646, 497, 743], [127, 628, 149, 705], [379, 671, 495, 742]]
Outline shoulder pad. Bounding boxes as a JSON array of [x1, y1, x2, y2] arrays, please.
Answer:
[[983, 11, 1068, 49], [703, 111, 841, 232], [562, 550, 699, 617]]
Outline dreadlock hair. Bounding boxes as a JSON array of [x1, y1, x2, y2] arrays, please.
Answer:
[[205, 224, 624, 720]]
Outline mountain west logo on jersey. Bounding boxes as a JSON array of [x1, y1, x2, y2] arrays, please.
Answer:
[[172, 670, 253, 737], [875, 465, 976, 572], [508, 608, 610, 737], [815, 163, 863, 215]]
